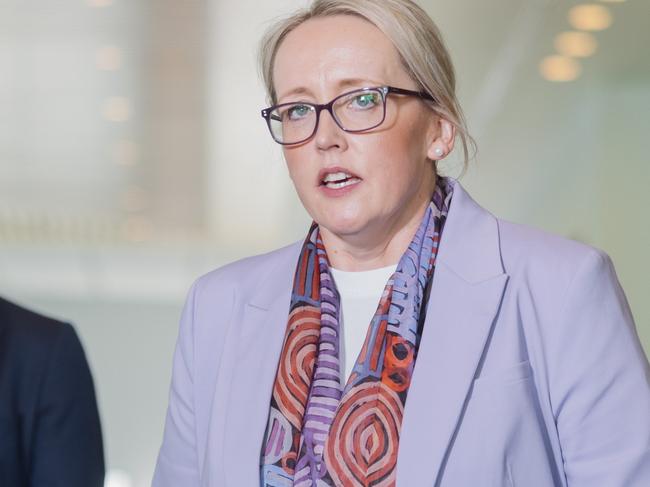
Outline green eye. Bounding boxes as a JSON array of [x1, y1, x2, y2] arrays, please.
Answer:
[[287, 104, 312, 120], [352, 93, 379, 109]]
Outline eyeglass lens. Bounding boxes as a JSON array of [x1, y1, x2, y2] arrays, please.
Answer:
[[268, 88, 385, 144]]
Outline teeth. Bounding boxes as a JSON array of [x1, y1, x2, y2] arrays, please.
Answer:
[[322, 171, 353, 183], [324, 177, 361, 189]]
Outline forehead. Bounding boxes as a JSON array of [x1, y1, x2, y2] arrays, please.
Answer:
[[273, 15, 409, 101]]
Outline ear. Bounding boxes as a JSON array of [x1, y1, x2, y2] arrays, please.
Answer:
[[426, 116, 456, 160]]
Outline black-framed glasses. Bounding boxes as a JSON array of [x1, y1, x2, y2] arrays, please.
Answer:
[[260, 85, 435, 145]]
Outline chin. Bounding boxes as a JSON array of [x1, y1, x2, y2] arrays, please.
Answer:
[[318, 214, 369, 237]]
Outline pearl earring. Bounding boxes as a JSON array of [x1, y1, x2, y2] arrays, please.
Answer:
[[434, 147, 444, 157]]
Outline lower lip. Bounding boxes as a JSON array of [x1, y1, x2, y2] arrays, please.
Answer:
[[319, 179, 362, 198]]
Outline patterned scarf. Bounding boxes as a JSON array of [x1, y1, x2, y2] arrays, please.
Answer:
[[261, 176, 454, 486]]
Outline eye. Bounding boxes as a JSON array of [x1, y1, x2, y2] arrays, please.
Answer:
[[285, 104, 313, 121], [349, 92, 380, 110]]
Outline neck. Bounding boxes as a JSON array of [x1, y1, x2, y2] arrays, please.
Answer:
[[321, 172, 438, 271]]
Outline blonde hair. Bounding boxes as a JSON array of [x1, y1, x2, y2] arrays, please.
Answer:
[[258, 0, 477, 176]]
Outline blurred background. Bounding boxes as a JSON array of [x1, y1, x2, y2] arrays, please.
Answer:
[[0, 0, 647, 485]]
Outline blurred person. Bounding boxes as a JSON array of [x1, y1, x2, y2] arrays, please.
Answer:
[[153, 0, 650, 486], [0, 296, 105, 487]]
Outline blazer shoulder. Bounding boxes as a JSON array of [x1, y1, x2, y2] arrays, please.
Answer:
[[0, 297, 87, 412], [495, 217, 611, 288], [190, 239, 302, 301], [0, 297, 73, 354]]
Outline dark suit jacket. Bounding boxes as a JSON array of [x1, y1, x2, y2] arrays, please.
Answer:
[[0, 297, 105, 487]]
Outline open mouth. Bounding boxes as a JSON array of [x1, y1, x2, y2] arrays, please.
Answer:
[[320, 171, 362, 189]]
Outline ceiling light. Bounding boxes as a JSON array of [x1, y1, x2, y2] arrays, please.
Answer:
[[539, 55, 582, 82], [103, 97, 131, 122], [96, 46, 122, 71], [554, 31, 598, 57], [568, 4, 613, 31]]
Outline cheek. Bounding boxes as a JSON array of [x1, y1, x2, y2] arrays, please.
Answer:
[[363, 129, 425, 187], [284, 151, 307, 185], [284, 150, 317, 203]]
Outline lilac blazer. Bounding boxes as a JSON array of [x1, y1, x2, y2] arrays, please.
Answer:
[[152, 178, 650, 487]]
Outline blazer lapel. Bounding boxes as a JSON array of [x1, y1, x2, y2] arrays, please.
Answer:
[[219, 241, 302, 487], [396, 179, 509, 486]]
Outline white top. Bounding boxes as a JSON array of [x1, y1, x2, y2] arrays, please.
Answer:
[[330, 263, 398, 386]]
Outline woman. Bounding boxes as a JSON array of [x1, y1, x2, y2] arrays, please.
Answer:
[[152, 1, 650, 486]]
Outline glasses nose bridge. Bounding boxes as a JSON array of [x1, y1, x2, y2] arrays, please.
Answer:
[[314, 98, 344, 132]]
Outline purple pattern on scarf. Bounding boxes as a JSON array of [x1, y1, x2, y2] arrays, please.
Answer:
[[261, 176, 454, 486]]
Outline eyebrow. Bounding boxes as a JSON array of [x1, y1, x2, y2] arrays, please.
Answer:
[[277, 78, 383, 103]]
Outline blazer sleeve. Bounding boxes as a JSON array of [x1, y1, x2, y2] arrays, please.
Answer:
[[548, 248, 650, 486], [30, 322, 105, 487], [152, 279, 201, 486]]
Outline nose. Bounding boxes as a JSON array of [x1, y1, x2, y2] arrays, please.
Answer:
[[314, 107, 347, 151]]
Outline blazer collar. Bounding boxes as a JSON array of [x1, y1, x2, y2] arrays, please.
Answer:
[[246, 250, 301, 311], [435, 177, 504, 283], [396, 178, 509, 486], [219, 177, 509, 486]]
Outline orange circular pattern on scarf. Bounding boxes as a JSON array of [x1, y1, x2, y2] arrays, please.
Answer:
[[324, 381, 404, 486], [281, 451, 297, 475], [272, 305, 320, 430], [381, 335, 415, 392]]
